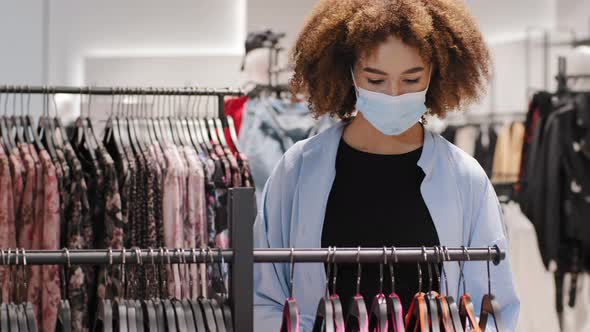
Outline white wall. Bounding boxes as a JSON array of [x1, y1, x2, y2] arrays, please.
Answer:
[[48, 0, 246, 87], [0, 0, 44, 85]]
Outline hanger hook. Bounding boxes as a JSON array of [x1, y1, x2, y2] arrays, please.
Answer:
[[21, 249, 27, 304], [331, 246, 338, 296], [389, 246, 397, 293], [324, 247, 332, 298], [432, 246, 442, 294], [416, 248, 425, 294], [458, 246, 470, 295], [289, 248, 295, 299], [487, 246, 492, 296], [440, 246, 450, 297], [423, 246, 433, 292], [379, 246, 386, 295], [176, 248, 185, 300], [355, 246, 362, 295], [121, 247, 127, 298]]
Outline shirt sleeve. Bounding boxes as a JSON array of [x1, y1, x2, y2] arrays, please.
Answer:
[[464, 179, 521, 332], [253, 156, 290, 331]]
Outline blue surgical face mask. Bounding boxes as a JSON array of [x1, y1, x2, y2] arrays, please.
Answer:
[[351, 66, 432, 136]]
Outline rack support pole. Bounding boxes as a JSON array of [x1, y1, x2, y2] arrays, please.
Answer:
[[229, 187, 257, 332]]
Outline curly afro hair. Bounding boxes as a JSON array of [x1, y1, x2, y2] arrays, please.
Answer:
[[290, 0, 492, 120]]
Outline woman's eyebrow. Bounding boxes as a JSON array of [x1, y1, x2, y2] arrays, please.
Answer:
[[363, 67, 388, 75], [402, 66, 425, 74]]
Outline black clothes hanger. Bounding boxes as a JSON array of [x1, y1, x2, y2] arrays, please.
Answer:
[[103, 90, 125, 158], [1, 88, 17, 152], [206, 249, 227, 332], [147, 249, 165, 332], [0, 250, 8, 332], [56, 248, 72, 332], [18, 249, 37, 332], [159, 249, 178, 332], [72, 89, 97, 162], [312, 245, 335, 332], [369, 247, 389, 332], [113, 248, 128, 332], [422, 247, 441, 332], [189, 249, 207, 332], [140, 248, 158, 332], [94, 248, 114, 332], [190, 94, 210, 155], [216, 249, 234, 332], [386, 247, 405, 332], [11, 91, 25, 145], [197, 249, 218, 332], [19, 89, 44, 153], [326, 247, 344, 331], [13, 249, 28, 332], [280, 248, 300, 332], [404, 260, 430, 332], [441, 247, 463, 332], [478, 246, 504, 331], [345, 247, 369, 332], [131, 254, 145, 332], [5, 249, 19, 332], [170, 249, 189, 332], [127, 299, 139, 332], [457, 247, 480, 332], [184, 92, 205, 155], [431, 247, 453, 332]]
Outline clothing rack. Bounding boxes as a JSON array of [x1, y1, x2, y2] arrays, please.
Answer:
[[0, 181, 506, 332], [0, 247, 505, 266], [0, 85, 243, 96], [0, 85, 244, 119]]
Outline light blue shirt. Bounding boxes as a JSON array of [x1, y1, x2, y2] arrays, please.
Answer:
[[254, 122, 519, 331]]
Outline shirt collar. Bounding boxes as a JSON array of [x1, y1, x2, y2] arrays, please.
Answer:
[[303, 121, 436, 176]]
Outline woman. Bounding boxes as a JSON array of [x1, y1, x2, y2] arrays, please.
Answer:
[[254, 0, 519, 330]]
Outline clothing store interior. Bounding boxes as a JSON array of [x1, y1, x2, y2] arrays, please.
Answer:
[[0, 0, 589, 331]]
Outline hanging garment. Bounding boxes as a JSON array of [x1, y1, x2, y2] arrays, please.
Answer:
[[182, 146, 205, 298], [162, 141, 185, 299], [503, 202, 560, 332], [27, 144, 44, 326], [473, 125, 498, 178], [239, 97, 335, 200], [0, 144, 17, 303], [527, 93, 590, 268], [491, 122, 525, 183], [39, 149, 61, 332], [518, 91, 553, 194], [64, 143, 94, 332], [453, 126, 477, 156], [253, 122, 519, 331], [16, 144, 35, 249], [224, 96, 249, 153]]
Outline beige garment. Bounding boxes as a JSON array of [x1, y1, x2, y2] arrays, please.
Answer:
[[454, 126, 478, 156], [503, 202, 560, 332], [492, 122, 525, 183]]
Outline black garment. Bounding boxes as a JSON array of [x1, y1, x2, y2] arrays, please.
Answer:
[[321, 139, 440, 317], [528, 93, 590, 268], [473, 126, 498, 178]]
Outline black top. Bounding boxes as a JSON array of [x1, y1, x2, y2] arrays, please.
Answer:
[[321, 139, 440, 316]]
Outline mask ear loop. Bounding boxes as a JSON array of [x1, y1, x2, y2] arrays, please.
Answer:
[[350, 67, 359, 98]]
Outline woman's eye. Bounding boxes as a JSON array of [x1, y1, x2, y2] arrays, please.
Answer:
[[367, 79, 385, 85], [403, 78, 420, 84]]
